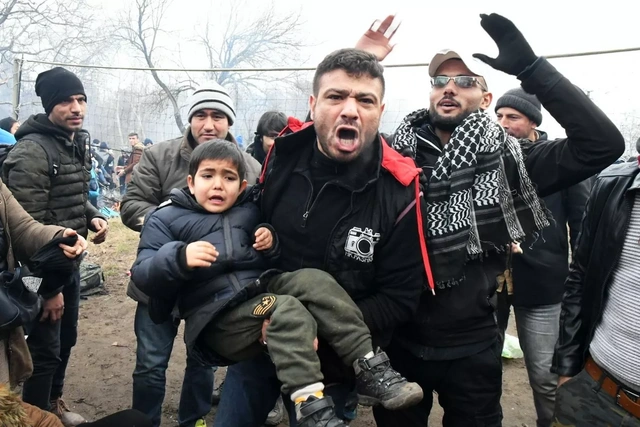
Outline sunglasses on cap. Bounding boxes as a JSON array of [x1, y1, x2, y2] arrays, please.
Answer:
[[430, 75, 487, 91]]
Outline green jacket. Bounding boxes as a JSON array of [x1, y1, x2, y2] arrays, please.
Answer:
[[2, 114, 104, 237]]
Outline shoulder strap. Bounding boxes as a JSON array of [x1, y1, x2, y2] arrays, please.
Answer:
[[18, 135, 60, 177]]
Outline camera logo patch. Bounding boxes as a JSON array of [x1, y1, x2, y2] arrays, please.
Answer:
[[344, 227, 380, 263]]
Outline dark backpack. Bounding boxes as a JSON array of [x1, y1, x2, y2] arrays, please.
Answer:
[[0, 136, 60, 178]]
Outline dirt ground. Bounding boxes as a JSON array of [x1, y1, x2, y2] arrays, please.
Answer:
[[64, 218, 537, 426]]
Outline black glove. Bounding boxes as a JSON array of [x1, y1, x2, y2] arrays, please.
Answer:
[[472, 13, 538, 76]]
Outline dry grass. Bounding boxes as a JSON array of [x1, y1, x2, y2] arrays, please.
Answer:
[[84, 217, 139, 285]]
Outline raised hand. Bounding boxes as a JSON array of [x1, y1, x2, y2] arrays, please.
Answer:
[[472, 13, 537, 76], [355, 15, 400, 62]]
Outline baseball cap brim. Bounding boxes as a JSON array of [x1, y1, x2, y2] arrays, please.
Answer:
[[428, 49, 487, 79]]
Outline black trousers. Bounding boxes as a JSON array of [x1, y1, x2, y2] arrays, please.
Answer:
[[373, 339, 504, 427], [22, 270, 80, 409]]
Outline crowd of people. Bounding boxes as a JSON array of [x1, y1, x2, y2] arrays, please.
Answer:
[[0, 11, 637, 427]]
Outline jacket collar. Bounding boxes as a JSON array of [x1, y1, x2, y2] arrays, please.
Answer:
[[274, 124, 420, 188]]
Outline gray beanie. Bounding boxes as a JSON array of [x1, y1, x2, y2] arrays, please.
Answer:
[[187, 82, 236, 125], [495, 87, 542, 126]]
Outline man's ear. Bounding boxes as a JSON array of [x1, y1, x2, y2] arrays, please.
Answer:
[[480, 91, 493, 110], [309, 95, 316, 121]]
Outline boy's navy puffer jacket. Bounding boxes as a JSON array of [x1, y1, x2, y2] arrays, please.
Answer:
[[130, 186, 279, 363]]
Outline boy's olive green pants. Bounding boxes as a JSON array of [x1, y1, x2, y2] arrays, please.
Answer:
[[201, 268, 372, 394]]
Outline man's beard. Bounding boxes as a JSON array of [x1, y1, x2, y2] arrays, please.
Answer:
[[428, 108, 476, 132]]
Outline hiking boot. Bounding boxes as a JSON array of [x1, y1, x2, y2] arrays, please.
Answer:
[[354, 350, 423, 410], [265, 395, 285, 425], [50, 397, 87, 427], [296, 395, 347, 427]]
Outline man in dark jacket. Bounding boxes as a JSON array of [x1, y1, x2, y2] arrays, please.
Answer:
[[493, 88, 591, 427], [120, 81, 261, 427], [552, 161, 640, 425], [365, 13, 625, 427], [2, 67, 108, 427], [213, 48, 431, 426]]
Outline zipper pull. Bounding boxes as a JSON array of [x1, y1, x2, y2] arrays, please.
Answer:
[[301, 211, 309, 228]]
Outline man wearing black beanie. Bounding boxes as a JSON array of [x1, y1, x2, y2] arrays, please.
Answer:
[[1, 66, 108, 427], [494, 87, 592, 427]]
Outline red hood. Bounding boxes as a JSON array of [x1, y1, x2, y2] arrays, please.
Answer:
[[380, 137, 422, 187], [279, 116, 313, 136]]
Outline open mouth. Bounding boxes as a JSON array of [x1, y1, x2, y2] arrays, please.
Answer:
[[209, 195, 224, 204], [335, 126, 359, 150]]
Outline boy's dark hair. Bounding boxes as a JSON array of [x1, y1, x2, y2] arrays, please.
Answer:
[[189, 140, 246, 181], [256, 111, 288, 137], [312, 48, 385, 98], [128, 132, 138, 138]]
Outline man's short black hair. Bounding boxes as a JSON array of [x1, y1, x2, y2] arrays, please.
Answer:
[[189, 139, 246, 181], [128, 132, 138, 138], [312, 48, 385, 98]]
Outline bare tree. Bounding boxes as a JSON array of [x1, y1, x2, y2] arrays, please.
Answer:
[[115, 0, 187, 133], [114, 0, 304, 135], [200, 0, 304, 90], [0, 0, 96, 61]]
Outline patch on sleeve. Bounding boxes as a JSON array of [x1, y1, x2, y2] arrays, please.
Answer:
[[252, 295, 276, 317]]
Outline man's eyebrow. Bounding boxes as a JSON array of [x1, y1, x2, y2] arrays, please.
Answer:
[[325, 88, 379, 101]]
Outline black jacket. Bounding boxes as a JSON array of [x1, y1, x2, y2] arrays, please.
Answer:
[[511, 131, 592, 307], [552, 162, 639, 377], [259, 124, 428, 347], [130, 187, 277, 363], [2, 114, 104, 238], [388, 57, 624, 351], [246, 137, 268, 164]]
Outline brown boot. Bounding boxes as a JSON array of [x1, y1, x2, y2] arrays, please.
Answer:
[[50, 397, 87, 427]]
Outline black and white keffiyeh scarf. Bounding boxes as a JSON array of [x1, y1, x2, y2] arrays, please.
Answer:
[[393, 109, 550, 288]]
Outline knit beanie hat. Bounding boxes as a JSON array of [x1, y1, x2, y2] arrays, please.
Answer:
[[35, 67, 86, 115], [495, 87, 542, 126], [186, 82, 236, 125]]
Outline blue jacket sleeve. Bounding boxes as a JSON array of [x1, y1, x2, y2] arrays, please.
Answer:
[[130, 212, 191, 299]]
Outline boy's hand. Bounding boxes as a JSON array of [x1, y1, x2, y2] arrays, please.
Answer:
[[253, 227, 273, 251], [186, 241, 219, 268]]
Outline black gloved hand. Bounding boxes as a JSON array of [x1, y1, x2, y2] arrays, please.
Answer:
[[472, 13, 538, 76]]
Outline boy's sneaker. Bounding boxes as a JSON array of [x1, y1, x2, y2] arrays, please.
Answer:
[[296, 395, 348, 427], [194, 419, 207, 427], [50, 397, 87, 427], [354, 349, 423, 410]]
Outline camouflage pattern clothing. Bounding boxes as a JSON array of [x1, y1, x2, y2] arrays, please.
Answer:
[[553, 369, 640, 427]]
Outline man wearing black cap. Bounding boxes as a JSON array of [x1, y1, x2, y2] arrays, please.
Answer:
[[2, 66, 108, 427], [494, 88, 592, 427]]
